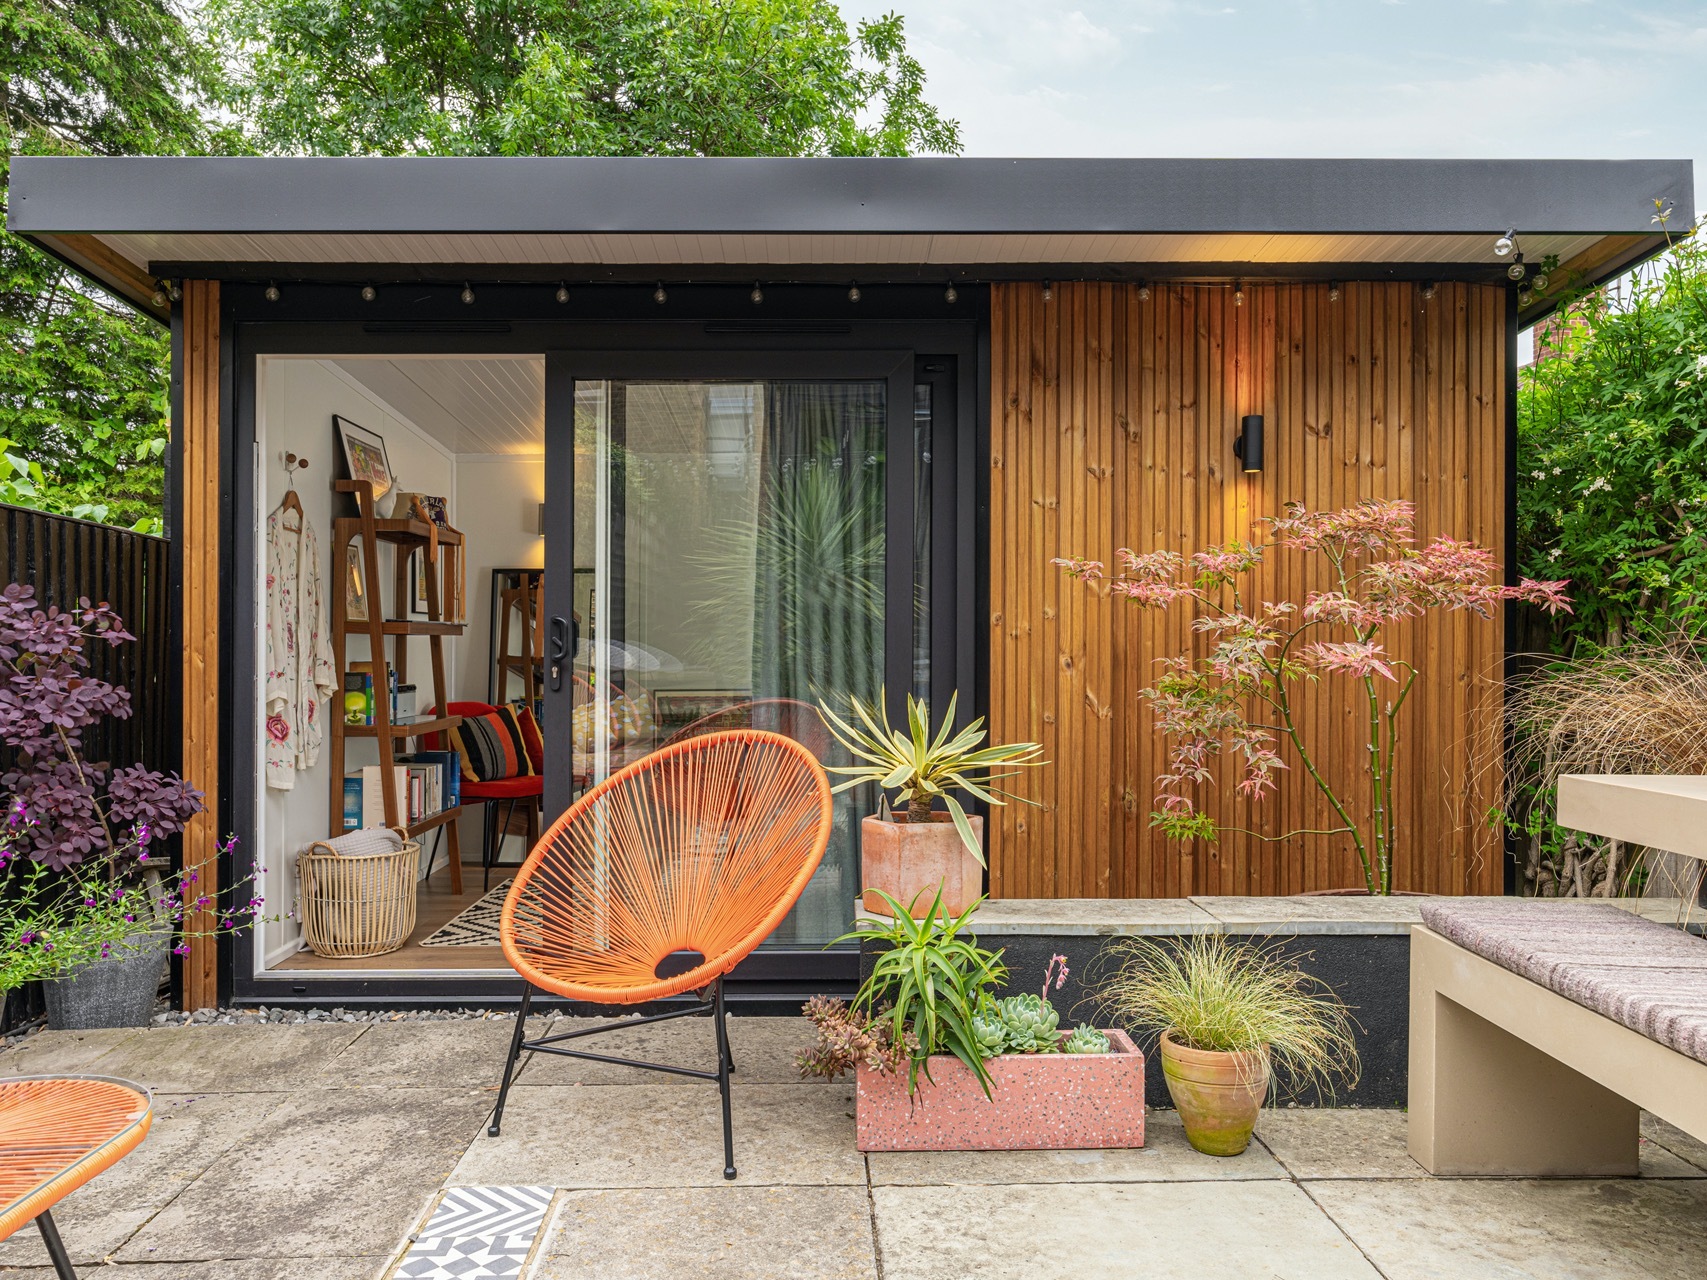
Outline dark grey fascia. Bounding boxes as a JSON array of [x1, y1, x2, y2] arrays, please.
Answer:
[[8, 156, 1693, 237]]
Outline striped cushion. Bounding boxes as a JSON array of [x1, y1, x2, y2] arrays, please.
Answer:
[[508, 702, 545, 772], [450, 707, 535, 782], [1421, 900, 1707, 1065]]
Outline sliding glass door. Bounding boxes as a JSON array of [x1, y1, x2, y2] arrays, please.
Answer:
[[542, 352, 925, 949]]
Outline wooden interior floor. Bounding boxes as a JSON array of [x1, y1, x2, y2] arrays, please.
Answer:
[[273, 858, 517, 972]]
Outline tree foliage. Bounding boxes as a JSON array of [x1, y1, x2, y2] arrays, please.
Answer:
[[1, 0, 228, 532], [1516, 223, 1707, 651], [205, 0, 960, 158]]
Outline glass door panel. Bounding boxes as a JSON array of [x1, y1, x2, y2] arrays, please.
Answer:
[[572, 378, 887, 946]]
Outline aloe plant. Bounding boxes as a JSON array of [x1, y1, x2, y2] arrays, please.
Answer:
[[834, 886, 1008, 1095], [821, 690, 1044, 864]]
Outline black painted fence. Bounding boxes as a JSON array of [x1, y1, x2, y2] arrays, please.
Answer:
[[0, 503, 172, 1033]]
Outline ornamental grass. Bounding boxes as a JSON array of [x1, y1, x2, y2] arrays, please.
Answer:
[[1096, 933, 1361, 1099]]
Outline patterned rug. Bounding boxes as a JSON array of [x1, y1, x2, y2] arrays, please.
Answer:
[[420, 880, 512, 947]]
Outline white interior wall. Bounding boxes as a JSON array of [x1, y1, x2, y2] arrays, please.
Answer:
[[255, 357, 458, 969], [453, 455, 545, 862]]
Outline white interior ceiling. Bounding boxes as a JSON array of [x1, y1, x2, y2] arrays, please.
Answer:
[[332, 356, 544, 455], [102, 230, 1608, 270]]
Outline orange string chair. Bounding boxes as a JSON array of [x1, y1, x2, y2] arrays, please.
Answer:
[[489, 729, 832, 1179], [0, 1076, 152, 1278]]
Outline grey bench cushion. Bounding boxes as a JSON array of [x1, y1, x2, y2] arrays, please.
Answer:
[[1419, 900, 1707, 1066]]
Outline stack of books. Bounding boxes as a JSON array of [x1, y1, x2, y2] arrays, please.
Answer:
[[342, 751, 461, 830]]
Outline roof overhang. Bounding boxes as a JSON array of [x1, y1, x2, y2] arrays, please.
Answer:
[[9, 156, 1692, 323]]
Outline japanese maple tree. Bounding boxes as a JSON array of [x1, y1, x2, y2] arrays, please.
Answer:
[[1056, 501, 1571, 895]]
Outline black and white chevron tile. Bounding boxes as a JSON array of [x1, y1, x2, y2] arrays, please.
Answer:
[[391, 1185, 555, 1279]]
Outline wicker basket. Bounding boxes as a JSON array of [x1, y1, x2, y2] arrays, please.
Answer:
[[297, 828, 420, 958]]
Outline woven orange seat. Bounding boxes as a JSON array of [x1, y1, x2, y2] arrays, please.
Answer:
[[0, 1075, 152, 1277], [489, 729, 833, 1177]]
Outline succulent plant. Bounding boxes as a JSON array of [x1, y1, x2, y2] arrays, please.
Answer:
[[1062, 1024, 1112, 1055], [997, 992, 1061, 1053], [970, 1011, 1008, 1059]]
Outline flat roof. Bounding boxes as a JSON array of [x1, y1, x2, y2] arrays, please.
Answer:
[[9, 156, 1691, 320]]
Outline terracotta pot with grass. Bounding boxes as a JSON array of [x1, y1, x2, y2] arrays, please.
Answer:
[[823, 691, 1042, 918], [1098, 933, 1361, 1156]]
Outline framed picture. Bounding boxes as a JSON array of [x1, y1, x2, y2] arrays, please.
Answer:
[[410, 549, 429, 613], [393, 491, 449, 527], [345, 542, 368, 622], [334, 415, 393, 501]]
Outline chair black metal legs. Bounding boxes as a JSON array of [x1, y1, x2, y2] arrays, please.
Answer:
[[36, 1211, 77, 1280], [488, 983, 534, 1138], [713, 977, 736, 1179], [485, 978, 740, 1177]]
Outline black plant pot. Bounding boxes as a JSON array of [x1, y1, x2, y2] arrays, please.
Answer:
[[42, 932, 170, 1030]]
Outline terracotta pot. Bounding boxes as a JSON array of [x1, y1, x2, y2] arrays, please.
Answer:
[[856, 1028, 1145, 1151], [1159, 1029, 1270, 1157], [860, 813, 984, 916]]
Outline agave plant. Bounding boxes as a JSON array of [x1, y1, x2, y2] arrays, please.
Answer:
[[821, 690, 1044, 863], [834, 885, 1008, 1095]]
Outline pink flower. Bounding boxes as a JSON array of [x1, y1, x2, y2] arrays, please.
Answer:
[[266, 714, 290, 743]]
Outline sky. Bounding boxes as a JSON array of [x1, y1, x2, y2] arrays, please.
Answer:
[[837, 0, 1705, 198]]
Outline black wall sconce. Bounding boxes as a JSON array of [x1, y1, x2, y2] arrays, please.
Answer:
[[1233, 414, 1264, 473]]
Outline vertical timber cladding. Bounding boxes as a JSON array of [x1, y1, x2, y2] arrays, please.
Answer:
[[989, 281, 1507, 899], [179, 280, 221, 1008]]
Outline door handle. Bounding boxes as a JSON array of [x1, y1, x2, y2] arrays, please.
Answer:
[[549, 616, 569, 692]]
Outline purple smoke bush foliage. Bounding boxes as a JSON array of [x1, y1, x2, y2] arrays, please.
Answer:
[[0, 583, 203, 871]]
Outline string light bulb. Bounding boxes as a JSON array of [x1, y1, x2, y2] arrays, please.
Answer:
[[555, 284, 569, 304], [1493, 230, 1517, 257], [1136, 281, 1151, 301], [1232, 281, 1245, 307], [944, 282, 959, 305], [1042, 281, 1053, 302], [653, 283, 667, 305], [460, 283, 476, 305], [750, 282, 764, 305], [1530, 272, 1550, 292], [1419, 281, 1436, 300], [847, 283, 861, 303], [360, 285, 377, 302], [151, 287, 168, 308], [1506, 256, 1527, 282], [264, 282, 280, 303]]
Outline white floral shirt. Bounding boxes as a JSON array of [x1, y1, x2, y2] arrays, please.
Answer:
[[265, 503, 337, 789]]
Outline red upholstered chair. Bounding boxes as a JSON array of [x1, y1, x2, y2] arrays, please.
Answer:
[[427, 701, 544, 892]]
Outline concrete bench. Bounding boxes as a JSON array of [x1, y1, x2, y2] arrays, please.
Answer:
[[1407, 899, 1707, 1175]]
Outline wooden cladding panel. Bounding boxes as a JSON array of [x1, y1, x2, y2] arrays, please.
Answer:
[[180, 280, 221, 1009], [990, 281, 1506, 899]]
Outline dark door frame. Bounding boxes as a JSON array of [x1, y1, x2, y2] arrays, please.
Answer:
[[225, 313, 982, 1007]]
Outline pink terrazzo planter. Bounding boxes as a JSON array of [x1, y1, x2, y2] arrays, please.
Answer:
[[855, 1029, 1146, 1151]]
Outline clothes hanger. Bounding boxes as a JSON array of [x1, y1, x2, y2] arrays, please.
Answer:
[[281, 453, 307, 517]]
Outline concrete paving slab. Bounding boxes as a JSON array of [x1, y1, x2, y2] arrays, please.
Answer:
[[1643, 1112, 1707, 1171], [872, 1180, 1382, 1280], [1192, 895, 1423, 934], [1309, 1176, 1707, 1280], [114, 1086, 490, 1262], [0, 1092, 293, 1266], [515, 1015, 823, 1086], [532, 1186, 877, 1280], [1, 1027, 142, 1076], [866, 1109, 1286, 1184], [57, 1023, 371, 1093], [318, 1016, 549, 1089], [1256, 1108, 1704, 1181], [451, 1083, 864, 1188], [967, 897, 1219, 936], [0, 1262, 387, 1280]]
